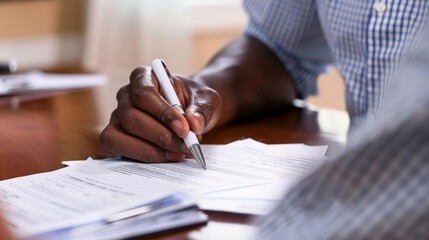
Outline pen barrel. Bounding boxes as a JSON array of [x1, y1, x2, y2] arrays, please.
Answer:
[[152, 59, 206, 169], [183, 131, 199, 147], [152, 59, 182, 107]]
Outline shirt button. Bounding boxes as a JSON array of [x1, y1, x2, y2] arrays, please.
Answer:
[[374, 1, 387, 14]]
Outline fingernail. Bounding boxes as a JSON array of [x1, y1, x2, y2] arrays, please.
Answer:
[[193, 112, 204, 134], [165, 151, 185, 161], [171, 120, 185, 137]]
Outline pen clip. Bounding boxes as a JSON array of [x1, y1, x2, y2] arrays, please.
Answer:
[[159, 59, 174, 85]]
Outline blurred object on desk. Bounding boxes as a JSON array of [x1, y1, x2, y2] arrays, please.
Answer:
[[0, 71, 106, 95], [0, 59, 17, 73]]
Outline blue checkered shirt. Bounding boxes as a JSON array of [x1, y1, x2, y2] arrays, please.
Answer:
[[244, 0, 427, 123], [248, 1, 429, 239]]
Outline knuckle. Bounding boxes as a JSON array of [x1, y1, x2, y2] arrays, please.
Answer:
[[129, 66, 148, 82], [159, 105, 172, 124], [119, 110, 138, 132], [99, 127, 117, 151], [133, 88, 152, 102], [205, 87, 222, 105], [131, 88, 158, 111], [116, 85, 129, 101]]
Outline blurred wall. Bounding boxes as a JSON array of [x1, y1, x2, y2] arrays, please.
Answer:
[[0, 0, 85, 69], [0, 0, 84, 38]]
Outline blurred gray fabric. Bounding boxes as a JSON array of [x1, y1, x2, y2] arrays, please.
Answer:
[[254, 4, 429, 240]]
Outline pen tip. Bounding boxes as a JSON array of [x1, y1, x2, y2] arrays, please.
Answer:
[[189, 144, 207, 170]]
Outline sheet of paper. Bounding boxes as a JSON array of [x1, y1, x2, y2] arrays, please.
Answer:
[[0, 160, 178, 238], [189, 221, 256, 240], [198, 179, 299, 215], [197, 198, 275, 215], [201, 178, 299, 201], [227, 138, 328, 156], [69, 143, 327, 196], [195, 139, 328, 214]]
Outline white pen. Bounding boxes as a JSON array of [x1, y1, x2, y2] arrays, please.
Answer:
[[151, 59, 207, 170]]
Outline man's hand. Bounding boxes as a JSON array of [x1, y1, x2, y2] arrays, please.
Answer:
[[100, 66, 222, 163], [100, 35, 296, 163]]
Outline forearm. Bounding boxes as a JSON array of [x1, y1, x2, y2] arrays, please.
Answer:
[[191, 35, 297, 125]]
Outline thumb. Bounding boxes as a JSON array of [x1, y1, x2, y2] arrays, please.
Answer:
[[183, 84, 222, 135], [185, 106, 207, 135], [186, 101, 223, 135]]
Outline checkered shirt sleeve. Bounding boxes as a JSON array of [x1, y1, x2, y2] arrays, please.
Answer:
[[244, 0, 334, 100], [243, 0, 427, 123]]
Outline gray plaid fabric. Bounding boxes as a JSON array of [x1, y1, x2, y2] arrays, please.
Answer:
[[253, 2, 429, 240], [244, 0, 427, 123]]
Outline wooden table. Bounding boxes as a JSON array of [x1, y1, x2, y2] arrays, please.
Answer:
[[0, 88, 348, 239]]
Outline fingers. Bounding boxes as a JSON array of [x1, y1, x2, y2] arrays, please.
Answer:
[[100, 111, 186, 162], [128, 66, 190, 138], [115, 85, 185, 154]]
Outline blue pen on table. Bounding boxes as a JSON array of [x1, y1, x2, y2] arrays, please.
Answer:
[[151, 59, 207, 170]]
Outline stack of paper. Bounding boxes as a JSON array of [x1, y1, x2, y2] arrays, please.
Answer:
[[64, 139, 328, 216], [0, 160, 207, 240], [1, 139, 327, 239], [197, 139, 328, 215]]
